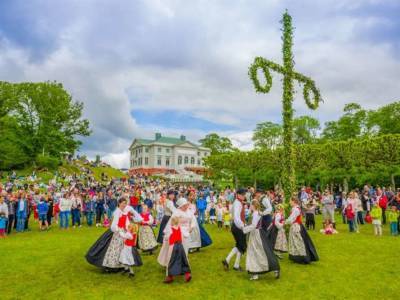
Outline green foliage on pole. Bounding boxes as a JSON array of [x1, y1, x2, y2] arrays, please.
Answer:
[[248, 11, 322, 201]]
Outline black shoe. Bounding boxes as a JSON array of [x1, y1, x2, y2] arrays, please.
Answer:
[[275, 270, 280, 279], [128, 272, 135, 278], [222, 260, 229, 271], [233, 266, 243, 272]]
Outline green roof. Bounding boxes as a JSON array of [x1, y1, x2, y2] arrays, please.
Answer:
[[133, 135, 203, 147]]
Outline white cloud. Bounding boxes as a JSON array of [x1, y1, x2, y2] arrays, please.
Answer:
[[0, 0, 399, 169]]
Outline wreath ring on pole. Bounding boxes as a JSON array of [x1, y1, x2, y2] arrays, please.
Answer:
[[249, 58, 273, 94]]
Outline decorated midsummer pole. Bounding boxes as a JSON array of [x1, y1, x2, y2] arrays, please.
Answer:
[[249, 11, 322, 202]]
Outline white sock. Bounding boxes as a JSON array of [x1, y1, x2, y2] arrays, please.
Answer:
[[226, 247, 238, 263], [234, 252, 242, 268]]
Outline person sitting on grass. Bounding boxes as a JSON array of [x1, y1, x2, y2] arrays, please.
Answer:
[[320, 220, 338, 235], [37, 197, 49, 231]]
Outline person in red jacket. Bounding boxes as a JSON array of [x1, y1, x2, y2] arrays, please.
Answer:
[[377, 188, 388, 225], [345, 203, 355, 232]]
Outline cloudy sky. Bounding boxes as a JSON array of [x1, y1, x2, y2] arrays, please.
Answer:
[[0, 0, 399, 168]]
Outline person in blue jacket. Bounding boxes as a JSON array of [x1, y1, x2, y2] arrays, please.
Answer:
[[16, 193, 29, 232], [196, 191, 207, 224], [37, 197, 49, 231]]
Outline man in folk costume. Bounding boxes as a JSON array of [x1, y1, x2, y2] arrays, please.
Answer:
[[222, 188, 247, 271], [157, 190, 176, 244]]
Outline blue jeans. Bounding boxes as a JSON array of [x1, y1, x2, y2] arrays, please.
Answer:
[[107, 208, 116, 220], [348, 219, 354, 232], [16, 211, 26, 232], [86, 211, 94, 226], [390, 222, 398, 235], [59, 211, 70, 228], [71, 209, 81, 226], [198, 210, 205, 224]]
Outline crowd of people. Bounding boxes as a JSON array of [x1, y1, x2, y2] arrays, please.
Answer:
[[1, 173, 399, 283]]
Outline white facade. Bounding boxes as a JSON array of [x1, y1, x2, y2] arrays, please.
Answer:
[[129, 133, 211, 172]]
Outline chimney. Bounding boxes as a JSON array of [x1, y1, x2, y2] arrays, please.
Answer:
[[180, 135, 186, 141], [155, 133, 161, 140]]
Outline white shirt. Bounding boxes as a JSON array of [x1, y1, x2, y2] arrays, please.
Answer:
[[261, 196, 273, 216], [285, 206, 301, 224], [232, 199, 244, 229], [243, 210, 261, 234], [164, 199, 176, 216]]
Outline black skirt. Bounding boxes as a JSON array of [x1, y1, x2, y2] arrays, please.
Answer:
[[132, 247, 143, 267], [265, 225, 278, 247], [261, 214, 272, 230], [157, 215, 171, 244], [289, 224, 319, 264], [168, 242, 191, 276], [85, 229, 114, 268], [231, 223, 247, 254], [199, 223, 212, 248]]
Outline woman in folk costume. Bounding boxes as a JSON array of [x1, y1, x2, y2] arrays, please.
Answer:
[[119, 223, 143, 277], [266, 204, 288, 259], [222, 188, 247, 271], [244, 200, 280, 280], [157, 198, 196, 268], [285, 198, 319, 264], [85, 198, 143, 271], [163, 216, 191, 283], [138, 204, 158, 254], [157, 190, 176, 244], [186, 191, 202, 252]]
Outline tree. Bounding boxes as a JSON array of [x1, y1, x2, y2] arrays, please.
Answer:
[[322, 103, 368, 141], [367, 101, 400, 135], [252, 121, 283, 149], [293, 116, 320, 144], [0, 81, 91, 169], [199, 133, 235, 155]]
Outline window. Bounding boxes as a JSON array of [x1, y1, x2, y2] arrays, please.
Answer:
[[178, 156, 182, 165], [138, 158, 142, 165], [184, 156, 189, 164], [158, 147, 162, 153], [145, 157, 149, 165], [166, 157, 170, 166], [145, 147, 149, 153], [197, 159, 201, 165], [135, 150, 138, 157], [191, 157, 195, 165], [166, 148, 170, 153], [157, 156, 162, 166], [197, 151, 200, 156]]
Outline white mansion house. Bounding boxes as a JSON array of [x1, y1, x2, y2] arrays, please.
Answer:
[[129, 133, 211, 175]]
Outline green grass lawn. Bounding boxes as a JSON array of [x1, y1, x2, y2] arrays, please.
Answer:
[[1, 215, 399, 300]]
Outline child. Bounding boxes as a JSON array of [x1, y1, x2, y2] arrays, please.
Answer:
[[164, 216, 191, 284], [103, 214, 110, 228], [138, 204, 158, 254], [119, 223, 142, 277], [209, 203, 216, 225], [37, 197, 49, 231], [320, 220, 338, 235], [223, 207, 231, 231], [387, 206, 399, 236], [371, 202, 382, 236], [305, 200, 316, 230], [216, 202, 224, 229], [0, 196, 8, 238], [266, 204, 288, 258], [345, 203, 355, 233]]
